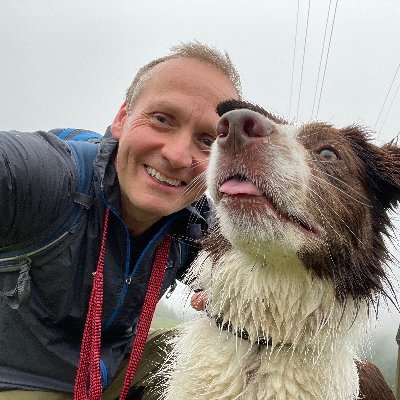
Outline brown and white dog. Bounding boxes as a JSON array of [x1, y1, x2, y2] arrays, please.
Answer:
[[163, 100, 399, 400]]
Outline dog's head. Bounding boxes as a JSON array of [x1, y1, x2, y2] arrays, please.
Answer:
[[207, 99, 400, 303]]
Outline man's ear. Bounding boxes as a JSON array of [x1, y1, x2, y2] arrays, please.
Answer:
[[111, 101, 128, 140]]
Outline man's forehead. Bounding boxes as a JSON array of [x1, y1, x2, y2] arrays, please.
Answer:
[[146, 57, 238, 98], [150, 57, 211, 75]]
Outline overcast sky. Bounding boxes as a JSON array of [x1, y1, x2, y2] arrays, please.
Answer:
[[1, 0, 399, 384]]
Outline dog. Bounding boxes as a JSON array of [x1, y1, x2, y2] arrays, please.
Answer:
[[162, 100, 399, 399]]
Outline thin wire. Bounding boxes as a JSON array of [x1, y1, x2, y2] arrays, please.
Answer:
[[311, 0, 333, 120], [295, 0, 312, 121], [315, 0, 339, 120], [288, 0, 301, 120], [373, 62, 400, 130], [378, 79, 400, 134]]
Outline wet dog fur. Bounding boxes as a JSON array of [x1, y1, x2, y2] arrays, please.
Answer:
[[163, 100, 400, 400]]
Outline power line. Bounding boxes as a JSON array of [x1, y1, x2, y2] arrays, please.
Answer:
[[374, 62, 400, 131], [315, 0, 339, 120], [288, 0, 301, 120], [311, 0, 333, 120], [295, 0, 312, 120], [378, 78, 400, 134]]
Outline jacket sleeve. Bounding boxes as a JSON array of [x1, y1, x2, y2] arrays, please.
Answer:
[[0, 130, 77, 247]]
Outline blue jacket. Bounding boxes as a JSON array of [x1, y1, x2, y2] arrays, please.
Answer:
[[0, 127, 211, 392]]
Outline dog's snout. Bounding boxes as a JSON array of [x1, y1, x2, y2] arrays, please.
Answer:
[[216, 109, 275, 152]]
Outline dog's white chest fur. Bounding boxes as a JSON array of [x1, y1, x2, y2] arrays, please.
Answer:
[[164, 250, 365, 400]]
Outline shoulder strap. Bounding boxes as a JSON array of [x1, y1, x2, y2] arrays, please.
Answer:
[[67, 140, 99, 209], [50, 128, 102, 142], [49, 128, 101, 208]]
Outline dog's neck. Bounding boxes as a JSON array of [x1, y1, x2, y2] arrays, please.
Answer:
[[189, 247, 368, 354], [212, 314, 291, 348]]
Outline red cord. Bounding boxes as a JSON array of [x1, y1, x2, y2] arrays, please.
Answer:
[[73, 207, 171, 399], [74, 207, 109, 400]]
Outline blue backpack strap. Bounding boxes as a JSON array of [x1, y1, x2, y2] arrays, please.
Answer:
[[49, 128, 101, 207], [50, 128, 102, 142], [67, 140, 99, 210]]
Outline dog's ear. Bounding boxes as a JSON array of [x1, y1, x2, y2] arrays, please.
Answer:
[[375, 139, 400, 209], [216, 100, 287, 124], [344, 126, 400, 210], [216, 99, 253, 117]]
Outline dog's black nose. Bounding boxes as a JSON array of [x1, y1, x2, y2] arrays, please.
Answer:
[[216, 109, 275, 152]]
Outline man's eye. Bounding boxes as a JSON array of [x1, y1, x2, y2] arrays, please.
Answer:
[[152, 113, 169, 124], [199, 135, 216, 148]]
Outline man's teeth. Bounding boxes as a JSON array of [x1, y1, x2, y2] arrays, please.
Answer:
[[146, 166, 182, 187]]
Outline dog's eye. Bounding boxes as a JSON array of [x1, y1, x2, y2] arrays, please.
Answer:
[[318, 148, 338, 161]]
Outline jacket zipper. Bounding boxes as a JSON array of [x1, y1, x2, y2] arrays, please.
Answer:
[[102, 214, 179, 330]]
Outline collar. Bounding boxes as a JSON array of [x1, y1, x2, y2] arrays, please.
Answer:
[[214, 315, 273, 347]]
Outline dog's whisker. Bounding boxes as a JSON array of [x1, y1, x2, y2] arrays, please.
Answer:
[[308, 188, 364, 245], [308, 191, 346, 241], [186, 159, 209, 171], [175, 175, 207, 203], [309, 169, 372, 207]]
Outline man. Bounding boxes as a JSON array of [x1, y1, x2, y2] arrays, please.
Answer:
[[0, 42, 241, 399]]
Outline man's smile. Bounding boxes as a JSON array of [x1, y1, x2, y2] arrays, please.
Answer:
[[144, 165, 186, 187]]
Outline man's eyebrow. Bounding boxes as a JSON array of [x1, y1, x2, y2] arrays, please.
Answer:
[[145, 99, 219, 132], [145, 100, 181, 114]]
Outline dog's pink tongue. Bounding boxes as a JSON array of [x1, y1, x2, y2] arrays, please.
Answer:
[[219, 179, 262, 196]]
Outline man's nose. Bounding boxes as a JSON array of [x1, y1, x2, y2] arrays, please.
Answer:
[[161, 132, 193, 168], [216, 109, 276, 153]]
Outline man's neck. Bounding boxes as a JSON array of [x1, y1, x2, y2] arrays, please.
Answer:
[[121, 209, 159, 237]]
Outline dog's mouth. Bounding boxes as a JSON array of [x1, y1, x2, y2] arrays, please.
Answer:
[[218, 175, 318, 235], [219, 175, 263, 196]]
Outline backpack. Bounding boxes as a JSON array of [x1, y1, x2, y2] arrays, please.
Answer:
[[0, 128, 102, 309]]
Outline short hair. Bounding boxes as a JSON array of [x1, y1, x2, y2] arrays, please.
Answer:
[[125, 41, 242, 114]]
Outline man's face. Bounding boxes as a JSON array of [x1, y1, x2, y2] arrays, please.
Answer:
[[112, 57, 239, 235]]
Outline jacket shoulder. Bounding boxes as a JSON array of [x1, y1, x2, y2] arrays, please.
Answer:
[[0, 130, 78, 246]]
